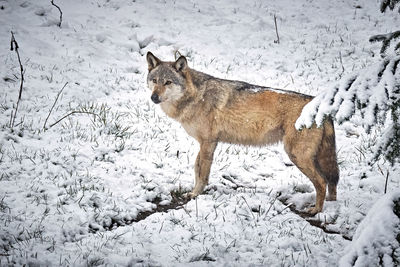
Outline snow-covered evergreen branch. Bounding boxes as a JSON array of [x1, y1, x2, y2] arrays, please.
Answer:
[[296, 0, 400, 164], [369, 31, 400, 57], [380, 0, 400, 13], [296, 57, 400, 130], [295, 56, 400, 163]]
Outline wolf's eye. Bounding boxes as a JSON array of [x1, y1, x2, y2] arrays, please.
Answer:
[[164, 80, 172, 85], [152, 79, 157, 83]]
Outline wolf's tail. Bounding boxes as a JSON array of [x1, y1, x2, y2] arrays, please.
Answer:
[[316, 118, 339, 185]]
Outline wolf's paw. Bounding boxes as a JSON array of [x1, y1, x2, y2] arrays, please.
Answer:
[[184, 192, 199, 199], [306, 206, 321, 216]]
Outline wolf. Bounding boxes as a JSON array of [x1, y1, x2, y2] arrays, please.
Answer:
[[145, 52, 339, 215]]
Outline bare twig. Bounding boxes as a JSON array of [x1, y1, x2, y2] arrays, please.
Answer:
[[9, 31, 24, 128], [43, 82, 68, 129], [174, 50, 182, 60], [158, 220, 164, 233], [50, 0, 63, 27], [378, 165, 390, 194], [384, 170, 390, 194], [273, 14, 280, 44], [48, 110, 102, 128]]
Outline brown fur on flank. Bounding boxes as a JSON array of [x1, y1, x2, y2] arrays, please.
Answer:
[[146, 52, 339, 215]]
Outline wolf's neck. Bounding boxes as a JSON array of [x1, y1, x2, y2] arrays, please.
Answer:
[[160, 95, 196, 122], [160, 102, 179, 119]]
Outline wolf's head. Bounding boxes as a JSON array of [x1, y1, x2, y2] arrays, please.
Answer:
[[146, 52, 188, 105]]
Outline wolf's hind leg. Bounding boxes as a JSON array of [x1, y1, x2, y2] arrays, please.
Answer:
[[292, 157, 327, 215], [187, 141, 217, 199], [284, 136, 327, 215], [305, 173, 327, 215]]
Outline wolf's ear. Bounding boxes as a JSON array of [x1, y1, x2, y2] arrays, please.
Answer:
[[174, 56, 188, 72], [147, 52, 161, 70]]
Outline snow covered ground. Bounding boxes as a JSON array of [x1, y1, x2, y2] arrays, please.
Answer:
[[0, 0, 399, 265]]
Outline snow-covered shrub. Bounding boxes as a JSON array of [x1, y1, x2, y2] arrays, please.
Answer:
[[380, 0, 400, 13], [339, 191, 400, 267]]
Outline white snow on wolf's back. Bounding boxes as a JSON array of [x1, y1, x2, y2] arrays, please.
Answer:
[[239, 84, 310, 96]]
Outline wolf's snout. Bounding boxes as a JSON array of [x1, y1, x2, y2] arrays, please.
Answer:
[[151, 93, 161, 104]]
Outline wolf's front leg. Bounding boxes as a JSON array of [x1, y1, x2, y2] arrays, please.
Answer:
[[187, 141, 217, 199]]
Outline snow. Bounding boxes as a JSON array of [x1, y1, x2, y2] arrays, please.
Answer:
[[295, 54, 400, 163], [1, 0, 400, 265], [339, 191, 400, 267], [295, 46, 399, 131]]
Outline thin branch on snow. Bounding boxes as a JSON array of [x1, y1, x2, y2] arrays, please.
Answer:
[[43, 82, 68, 130], [50, 0, 63, 28], [49, 110, 103, 129], [9, 31, 25, 128], [378, 165, 390, 194], [174, 50, 182, 60], [273, 14, 280, 44]]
